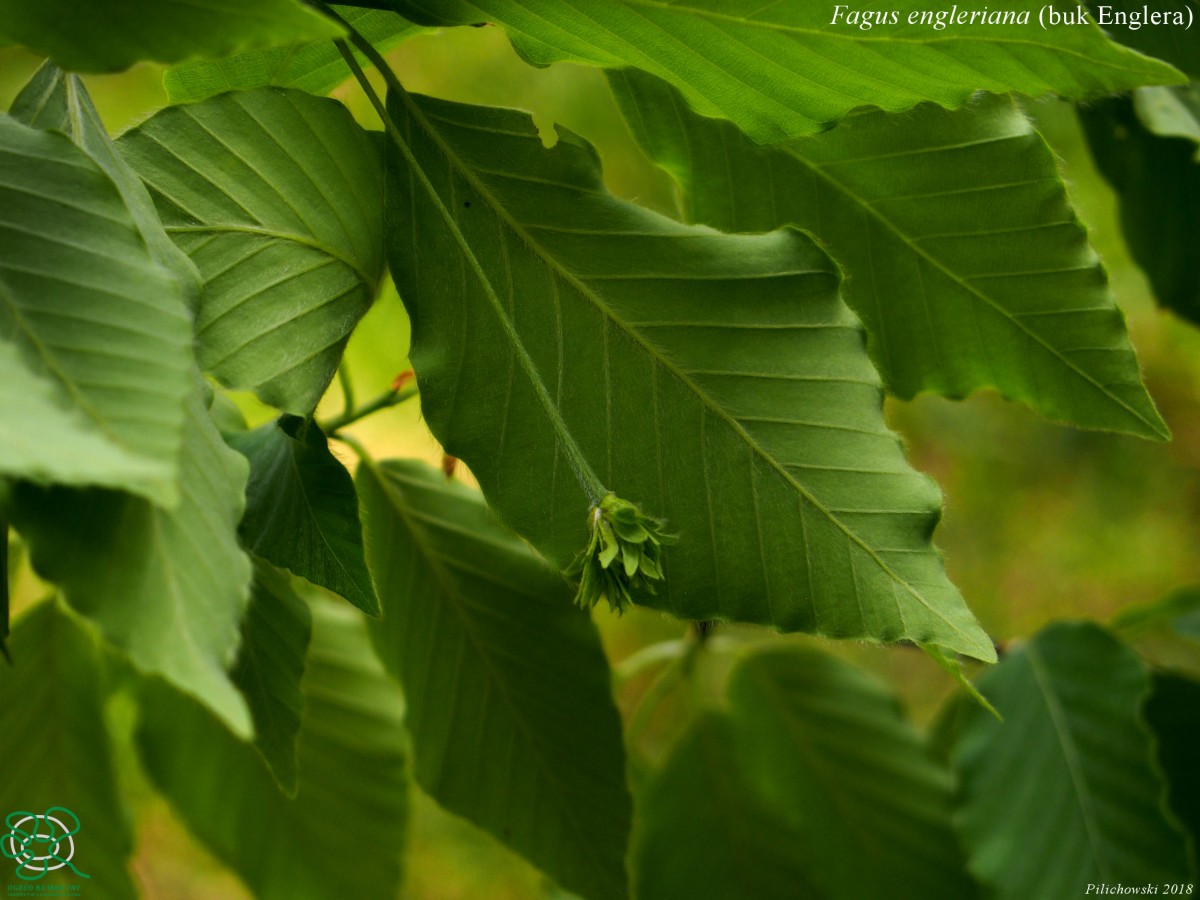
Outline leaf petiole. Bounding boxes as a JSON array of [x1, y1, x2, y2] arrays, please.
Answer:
[[320, 383, 418, 434]]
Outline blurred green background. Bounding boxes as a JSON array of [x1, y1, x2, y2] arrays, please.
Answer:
[[3, 24, 1199, 899]]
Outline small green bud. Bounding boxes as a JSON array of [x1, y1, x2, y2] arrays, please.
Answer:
[[567, 494, 671, 614]]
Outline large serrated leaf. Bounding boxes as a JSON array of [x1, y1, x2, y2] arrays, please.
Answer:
[[952, 622, 1193, 898], [0, 601, 137, 898], [230, 560, 313, 795], [118, 88, 385, 414], [10, 386, 254, 737], [164, 7, 419, 103], [375, 0, 1182, 143], [0, 113, 192, 504], [358, 458, 631, 900], [726, 646, 976, 900], [136, 600, 408, 900], [11, 62, 203, 312], [634, 711, 820, 900], [0, 0, 341, 72], [382, 89, 993, 660], [611, 72, 1167, 439], [230, 416, 379, 615]]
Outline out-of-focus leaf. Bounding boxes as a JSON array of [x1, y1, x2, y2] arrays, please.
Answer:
[[230, 560, 313, 795], [634, 711, 818, 900], [0, 516, 8, 659], [10, 386, 254, 737], [1135, 85, 1200, 154], [136, 601, 408, 900], [1086, 1, 1200, 78], [1142, 673, 1200, 869], [230, 416, 379, 615], [119, 88, 385, 414], [0, 114, 192, 503], [611, 71, 1167, 439], [1112, 588, 1200, 681], [727, 646, 976, 900], [375, 0, 1183, 143], [0, 601, 136, 897], [1081, 93, 1200, 326], [164, 7, 418, 102], [0, 0, 341, 72], [359, 459, 631, 900], [382, 89, 993, 660], [953, 622, 1192, 899]]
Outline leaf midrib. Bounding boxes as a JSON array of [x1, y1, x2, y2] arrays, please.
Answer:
[[1025, 643, 1112, 881], [399, 90, 982, 651], [371, 463, 620, 895], [781, 133, 1166, 437]]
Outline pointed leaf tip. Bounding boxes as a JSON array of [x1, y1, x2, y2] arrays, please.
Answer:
[[568, 494, 671, 614]]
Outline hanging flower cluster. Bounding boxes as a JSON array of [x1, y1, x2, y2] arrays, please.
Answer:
[[568, 493, 671, 614]]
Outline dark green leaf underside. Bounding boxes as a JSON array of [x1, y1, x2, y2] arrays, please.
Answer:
[[360, 459, 631, 900], [383, 89, 993, 659], [611, 72, 1167, 439], [231, 416, 379, 615], [230, 560, 313, 794], [0, 601, 137, 898], [136, 600, 408, 900], [119, 88, 385, 414], [953, 622, 1192, 899]]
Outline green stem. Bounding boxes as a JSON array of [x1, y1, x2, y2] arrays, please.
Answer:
[[327, 11, 607, 506], [320, 385, 418, 434], [338, 365, 356, 418]]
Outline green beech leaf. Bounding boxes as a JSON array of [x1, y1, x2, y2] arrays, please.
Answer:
[[9, 386, 254, 737], [725, 646, 976, 900], [1142, 673, 1200, 868], [0, 0, 341, 73], [1111, 587, 1200, 681], [0, 343, 174, 500], [164, 7, 419, 103], [952, 622, 1193, 898], [1081, 92, 1200, 326], [0, 113, 193, 504], [375, 0, 1182, 143], [229, 416, 379, 615], [118, 88, 386, 414], [1135, 85, 1200, 153], [136, 600, 408, 900], [231, 560, 313, 795], [611, 72, 1167, 439], [358, 459, 631, 900], [11, 62, 202, 312], [0, 601, 136, 898], [634, 712, 820, 900], [382, 89, 994, 661]]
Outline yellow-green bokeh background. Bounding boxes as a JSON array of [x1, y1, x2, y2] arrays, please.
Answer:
[[3, 26, 1199, 899]]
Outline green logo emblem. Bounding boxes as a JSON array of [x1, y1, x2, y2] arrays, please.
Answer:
[[2, 808, 90, 881]]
